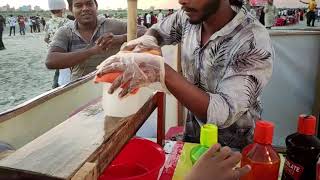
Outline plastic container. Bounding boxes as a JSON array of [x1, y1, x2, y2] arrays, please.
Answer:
[[99, 138, 165, 180], [190, 124, 218, 164], [102, 84, 153, 117], [282, 115, 320, 180], [241, 120, 280, 180]]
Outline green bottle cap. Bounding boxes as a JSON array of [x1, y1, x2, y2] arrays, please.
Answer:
[[200, 124, 218, 148]]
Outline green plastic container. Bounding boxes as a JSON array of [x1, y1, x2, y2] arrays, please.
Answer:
[[190, 124, 218, 164]]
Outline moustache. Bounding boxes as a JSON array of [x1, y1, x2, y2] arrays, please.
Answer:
[[181, 6, 197, 13]]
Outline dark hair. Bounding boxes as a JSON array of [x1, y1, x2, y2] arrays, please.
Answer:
[[229, 0, 243, 7], [67, 0, 98, 11], [50, 10, 63, 14]]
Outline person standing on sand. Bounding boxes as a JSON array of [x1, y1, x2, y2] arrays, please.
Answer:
[[8, 15, 16, 36], [45, 0, 71, 88], [18, 15, 26, 35], [264, 0, 277, 29], [0, 15, 5, 50], [41, 17, 46, 31], [27, 17, 33, 33]]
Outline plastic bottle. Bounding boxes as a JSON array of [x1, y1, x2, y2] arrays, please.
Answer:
[[282, 115, 320, 180], [241, 120, 280, 180], [190, 124, 218, 164]]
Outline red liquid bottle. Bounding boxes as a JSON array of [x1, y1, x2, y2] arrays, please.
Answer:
[[241, 120, 280, 180], [282, 115, 320, 180]]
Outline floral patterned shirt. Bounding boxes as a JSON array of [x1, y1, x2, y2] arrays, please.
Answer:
[[45, 16, 70, 43], [151, 7, 273, 149]]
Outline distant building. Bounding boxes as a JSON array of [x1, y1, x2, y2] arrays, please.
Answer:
[[0, 4, 11, 11], [19, 5, 32, 11], [34, 5, 42, 11]]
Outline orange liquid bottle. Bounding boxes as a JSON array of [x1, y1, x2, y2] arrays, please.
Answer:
[[241, 120, 280, 180]]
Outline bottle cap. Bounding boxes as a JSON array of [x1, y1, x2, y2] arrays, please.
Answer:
[[200, 124, 218, 148], [298, 115, 316, 135], [254, 120, 274, 145]]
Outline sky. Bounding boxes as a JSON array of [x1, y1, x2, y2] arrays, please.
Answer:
[[0, 0, 316, 10]]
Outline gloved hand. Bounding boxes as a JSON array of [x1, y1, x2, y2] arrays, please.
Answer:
[[121, 35, 159, 52], [96, 52, 168, 98]]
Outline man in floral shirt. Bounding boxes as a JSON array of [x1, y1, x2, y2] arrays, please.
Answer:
[[45, 0, 71, 88], [99, 0, 273, 150]]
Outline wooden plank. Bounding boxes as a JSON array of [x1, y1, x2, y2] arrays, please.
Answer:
[[127, 0, 137, 41], [156, 92, 166, 146], [176, 44, 185, 126], [0, 92, 159, 179], [71, 163, 97, 180]]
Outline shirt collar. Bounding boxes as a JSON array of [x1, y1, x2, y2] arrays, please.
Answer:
[[214, 6, 247, 37], [196, 6, 248, 45], [71, 16, 107, 42], [71, 16, 106, 32]]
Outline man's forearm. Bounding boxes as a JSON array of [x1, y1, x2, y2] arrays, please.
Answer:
[[164, 64, 209, 120], [145, 28, 162, 45], [46, 48, 96, 69]]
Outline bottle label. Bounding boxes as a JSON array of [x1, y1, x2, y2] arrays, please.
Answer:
[[283, 158, 304, 180]]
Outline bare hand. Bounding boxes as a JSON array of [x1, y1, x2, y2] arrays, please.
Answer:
[[92, 33, 114, 54], [185, 144, 251, 180]]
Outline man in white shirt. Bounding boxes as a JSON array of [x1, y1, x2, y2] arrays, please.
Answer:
[[146, 12, 151, 28], [7, 15, 16, 36], [157, 9, 164, 22]]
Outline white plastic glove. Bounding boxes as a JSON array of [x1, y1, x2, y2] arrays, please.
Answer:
[[121, 35, 159, 51], [96, 52, 168, 98]]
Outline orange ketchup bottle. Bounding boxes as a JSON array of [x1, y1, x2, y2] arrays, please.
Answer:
[[240, 120, 280, 180]]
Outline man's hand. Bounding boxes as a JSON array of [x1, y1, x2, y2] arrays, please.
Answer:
[[185, 144, 251, 180], [96, 52, 167, 98], [91, 33, 127, 54], [121, 34, 159, 51], [91, 32, 114, 54]]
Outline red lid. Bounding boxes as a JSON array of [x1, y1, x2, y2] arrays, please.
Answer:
[[254, 120, 274, 144], [297, 115, 316, 135]]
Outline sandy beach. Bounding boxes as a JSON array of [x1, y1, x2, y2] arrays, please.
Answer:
[[0, 27, 54, 113]]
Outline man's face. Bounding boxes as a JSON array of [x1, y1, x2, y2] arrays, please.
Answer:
[[179, 0, 220, 24], [72, 0, 97, 25]]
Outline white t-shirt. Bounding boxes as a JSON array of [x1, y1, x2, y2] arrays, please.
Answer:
[[8, 17, 16, 27], [58, 68, 71, 86], [146, 14, 151, 24], [157, 12, 164, 22]]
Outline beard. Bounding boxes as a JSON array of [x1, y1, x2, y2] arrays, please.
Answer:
[[186, 0, 221, 24]]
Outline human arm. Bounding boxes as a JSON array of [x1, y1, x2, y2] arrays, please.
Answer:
[[97, 29, 273, 127], [46, 27, 116, 69], [299, 0, 309, 4]]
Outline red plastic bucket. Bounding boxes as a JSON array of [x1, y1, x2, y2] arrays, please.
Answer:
[[99, 138, 165, 180]]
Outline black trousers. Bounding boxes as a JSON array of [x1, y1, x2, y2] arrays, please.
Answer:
[[52, 69, 60, 88], [307, 11, 316, 26], [9, 26, 15, 36], [0, 30, 4, 48]]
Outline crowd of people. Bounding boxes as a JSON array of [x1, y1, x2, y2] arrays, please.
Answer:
[[5, 15, 46, 36], [249, 0, 319, 29], [137, 9, 174, 28]]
